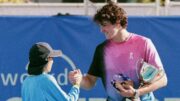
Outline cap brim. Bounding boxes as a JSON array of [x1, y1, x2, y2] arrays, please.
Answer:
[[49, 50, 62, 57]]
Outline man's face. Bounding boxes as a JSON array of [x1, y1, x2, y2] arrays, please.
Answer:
[[100, 21, 120, 40]]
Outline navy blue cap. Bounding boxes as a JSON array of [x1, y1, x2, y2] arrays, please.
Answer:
[[28, 42, 61, 75]]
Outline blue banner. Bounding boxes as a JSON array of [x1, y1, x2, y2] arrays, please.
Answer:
[[0, 16, 179, 101]]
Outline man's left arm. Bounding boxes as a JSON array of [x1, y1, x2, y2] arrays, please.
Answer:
[[138, 70, 168, 96]]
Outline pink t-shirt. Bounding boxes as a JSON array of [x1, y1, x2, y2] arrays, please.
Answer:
[[88, 33, 163, 101], [104, 34, 163, 100]]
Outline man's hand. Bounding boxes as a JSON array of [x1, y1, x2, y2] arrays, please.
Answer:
[[68, 69, 82, 86], [114, 81, 135, 97]]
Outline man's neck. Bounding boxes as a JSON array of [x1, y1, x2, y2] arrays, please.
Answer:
[[112, 29, 130, 42]]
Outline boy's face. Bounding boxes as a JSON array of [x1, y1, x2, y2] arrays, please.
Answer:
[[45, 57, 53, 73], [100, 21, 120, 40]]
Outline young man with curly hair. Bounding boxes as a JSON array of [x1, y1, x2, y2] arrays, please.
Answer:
[[69, 1, 168, 101]]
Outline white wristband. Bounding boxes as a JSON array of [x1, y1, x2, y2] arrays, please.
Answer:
[[134, 89, 139, 99]]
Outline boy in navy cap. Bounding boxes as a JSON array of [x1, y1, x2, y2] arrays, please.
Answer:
[[22, 42, 82, 101]]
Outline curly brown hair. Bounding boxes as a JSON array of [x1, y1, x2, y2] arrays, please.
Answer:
[[93, 1, 128, 28]]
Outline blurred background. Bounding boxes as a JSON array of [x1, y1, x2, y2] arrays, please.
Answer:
[[0, 0, 180, 101], [0, 0, 179, 16]]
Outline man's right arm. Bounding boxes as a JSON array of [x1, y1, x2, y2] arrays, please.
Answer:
[[80, 74, 98, 90]]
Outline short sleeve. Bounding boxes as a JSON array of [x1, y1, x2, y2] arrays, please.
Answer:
[[144, 39, 163, 70], [88, 43, 105, 78]]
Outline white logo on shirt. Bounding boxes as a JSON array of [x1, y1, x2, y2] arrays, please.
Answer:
[[129, 52, 134, 60]]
